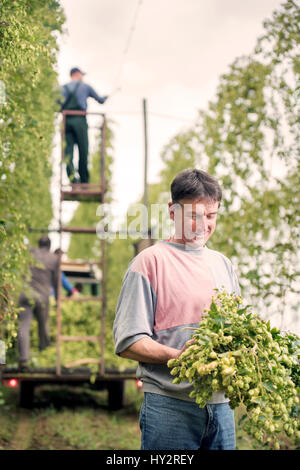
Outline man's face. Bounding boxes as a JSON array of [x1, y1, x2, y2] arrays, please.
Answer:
[[71, 71, 84, 81], [169, 198, 219, 247]]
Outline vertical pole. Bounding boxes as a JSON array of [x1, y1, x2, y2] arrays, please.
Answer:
[[56, 250, 62, 376], [100, 114, 106, 193], [143, 98, 148, 211], [56, 113, 66, 376], [100, 115, 107, 376]]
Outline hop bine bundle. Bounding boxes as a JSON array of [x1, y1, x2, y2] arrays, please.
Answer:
[[167, 291, 300, 450]]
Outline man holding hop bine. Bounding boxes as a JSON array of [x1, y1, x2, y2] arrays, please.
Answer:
[[113, 168, 241, 450]]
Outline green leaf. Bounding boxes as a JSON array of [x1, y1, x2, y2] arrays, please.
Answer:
[[271, 328, 280, 336], [237, 305, 251, 315], [251, 398, 267, 406], [238, 414, 247, 426], [210, 301, 218, 314], [237, 367, 249, 375], [258, 415, 266, 422], [197, 335, 211, 345], [263, 382, 276, 392], [214, 316, 226, 327]]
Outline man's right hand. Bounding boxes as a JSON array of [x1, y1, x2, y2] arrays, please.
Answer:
[[177, 338, 196, 358]]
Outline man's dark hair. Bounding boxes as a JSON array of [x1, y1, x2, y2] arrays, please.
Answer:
[[38, 236, 51, 250], [171, 168, 222, 205]]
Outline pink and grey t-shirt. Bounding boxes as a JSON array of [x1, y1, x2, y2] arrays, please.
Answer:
[[113, 240, 241, 404]]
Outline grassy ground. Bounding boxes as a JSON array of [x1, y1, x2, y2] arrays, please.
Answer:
[[0, 380, 143, 450], [0, 382, 297, 450]]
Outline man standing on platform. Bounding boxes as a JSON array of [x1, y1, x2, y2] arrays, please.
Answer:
[[60, 67, 108, 184]]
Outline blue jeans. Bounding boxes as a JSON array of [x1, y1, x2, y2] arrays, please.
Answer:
[[139, 392, 236, 450]]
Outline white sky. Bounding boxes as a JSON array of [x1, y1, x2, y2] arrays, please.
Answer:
[[51, 0, 283, 230]]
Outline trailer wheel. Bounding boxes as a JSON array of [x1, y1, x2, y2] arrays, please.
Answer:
[[19, 381, 35, 408], [107, 380, 124, 410]]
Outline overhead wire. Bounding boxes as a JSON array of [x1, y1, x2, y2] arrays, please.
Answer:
[[110, 0, 144, 96], [149, 112, 195, 123], [107, 0, 195, 125], [104, 109, 195, 124]]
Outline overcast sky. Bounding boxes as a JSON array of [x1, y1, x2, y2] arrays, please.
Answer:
[[52, 0, 283, 230]]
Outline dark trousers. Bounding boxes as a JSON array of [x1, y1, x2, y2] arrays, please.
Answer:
[[65, 115, 89, 183], [18, 293, 50, 362]]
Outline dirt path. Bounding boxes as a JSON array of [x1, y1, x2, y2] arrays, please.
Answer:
[[9, 409, 36, 450]]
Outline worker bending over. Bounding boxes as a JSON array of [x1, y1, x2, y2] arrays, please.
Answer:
[[18, 236, 59, 369]]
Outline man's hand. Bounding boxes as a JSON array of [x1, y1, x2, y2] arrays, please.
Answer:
[[71, 288, 80, 298], [176, 338, 196, 358]]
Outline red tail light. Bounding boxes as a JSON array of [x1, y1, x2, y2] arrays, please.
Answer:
[[8, 378, 18, 388]]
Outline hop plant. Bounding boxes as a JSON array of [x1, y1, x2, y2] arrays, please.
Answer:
[[167, 290, 300, 450]]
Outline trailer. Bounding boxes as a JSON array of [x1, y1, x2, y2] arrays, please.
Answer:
[[1, 365, 138, 410]]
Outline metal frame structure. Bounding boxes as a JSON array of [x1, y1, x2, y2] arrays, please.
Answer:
[[56, 109, 107, 377], [1, 111, 138, 410]]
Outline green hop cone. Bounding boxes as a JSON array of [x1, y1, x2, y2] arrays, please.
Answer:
[[172, 377, 181, 385], [170, 367, 180, 376], [167, 358, 179, 368]]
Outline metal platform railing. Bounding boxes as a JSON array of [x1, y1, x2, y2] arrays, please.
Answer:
[[56, 110, 107, 376]]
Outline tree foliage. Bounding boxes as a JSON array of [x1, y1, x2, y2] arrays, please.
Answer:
[[150, 0, 300, 333], [0, 0, 65, 346]]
